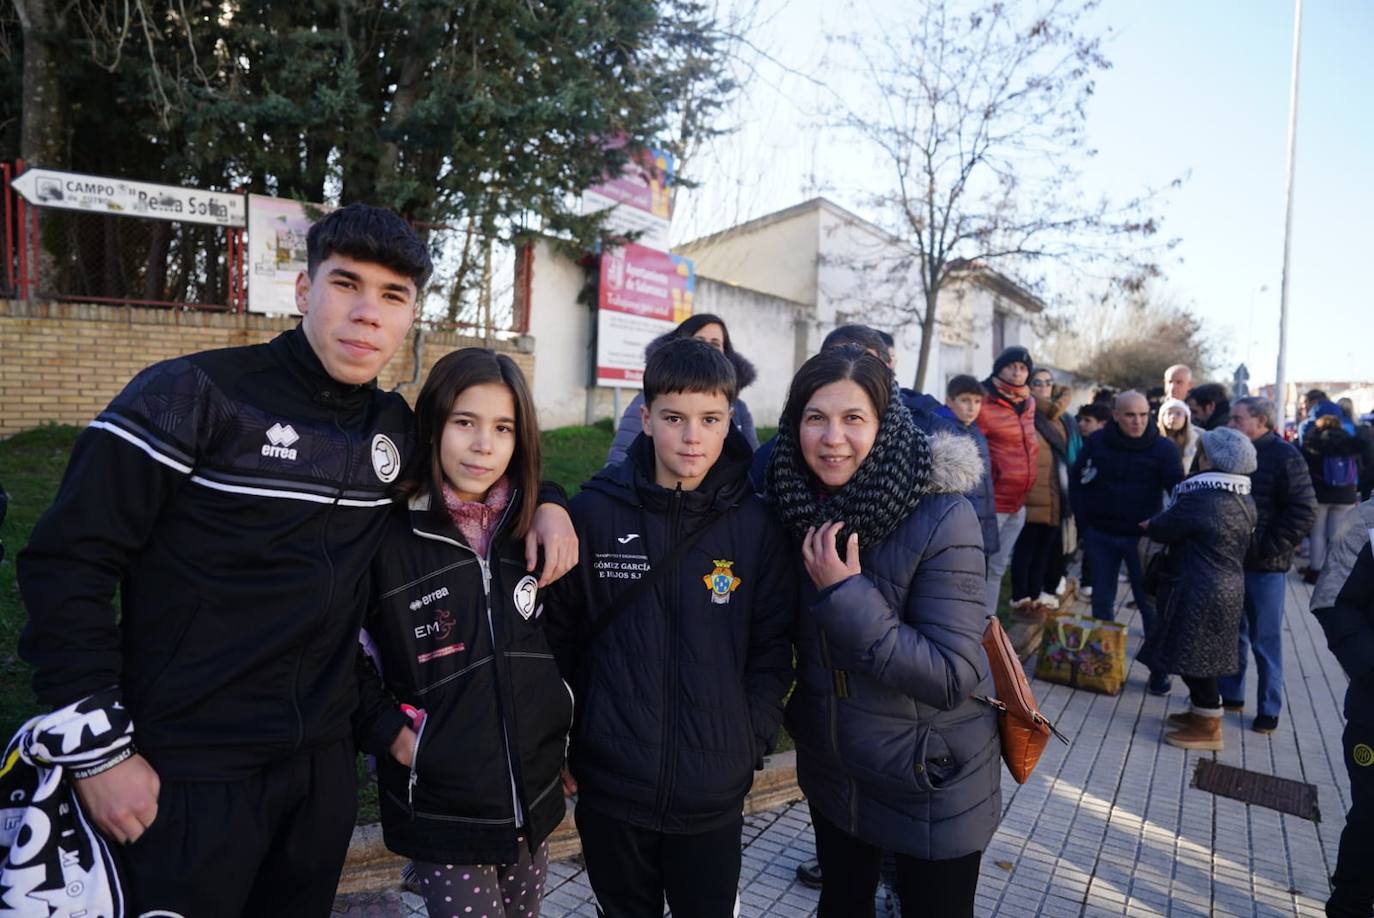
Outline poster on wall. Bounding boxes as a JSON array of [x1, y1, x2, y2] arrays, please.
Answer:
[[581, 145, 674, 251], [595, 243, 695, 387], [246, 194, 331, 315]]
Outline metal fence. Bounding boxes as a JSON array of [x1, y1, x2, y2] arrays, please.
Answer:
[[1, 162, 527, 336]]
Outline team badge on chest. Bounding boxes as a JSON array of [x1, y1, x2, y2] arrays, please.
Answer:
[[703, 560, 741, 605]]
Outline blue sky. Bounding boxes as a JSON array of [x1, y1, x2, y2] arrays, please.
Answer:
[[673, 0, 1374, 386]]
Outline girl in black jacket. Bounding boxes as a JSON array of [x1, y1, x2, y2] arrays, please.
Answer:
[[355, 349, 573, 918]]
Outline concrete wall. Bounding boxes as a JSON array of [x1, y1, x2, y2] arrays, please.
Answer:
[[0, 299, 533, 437], [694, 278, 806, 429], [679, 207, 819, 307]]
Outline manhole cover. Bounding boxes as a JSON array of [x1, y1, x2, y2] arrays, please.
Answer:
[[1192, 760, 1320, 822]]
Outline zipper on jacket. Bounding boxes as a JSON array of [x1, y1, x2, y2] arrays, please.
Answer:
[[407, 713, 429, 813], [409, 496, 527, 827], [652, 485, 685, 823], [291, 409, 350, 752]]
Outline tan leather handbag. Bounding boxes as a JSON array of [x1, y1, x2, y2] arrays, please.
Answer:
[[981, 616, 1068, 783]]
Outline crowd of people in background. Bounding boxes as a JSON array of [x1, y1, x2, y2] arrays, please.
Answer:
[[6, 202, 1372, 918]]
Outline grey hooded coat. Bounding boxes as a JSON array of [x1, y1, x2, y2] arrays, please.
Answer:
[[784, 432, 1002, 860]]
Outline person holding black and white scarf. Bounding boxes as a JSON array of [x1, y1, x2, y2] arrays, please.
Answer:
[[765, 345, 1000, 918]]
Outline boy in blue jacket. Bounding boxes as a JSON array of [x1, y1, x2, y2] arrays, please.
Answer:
[[544, 338, 795, 918], [936, 373, 1000, 560]]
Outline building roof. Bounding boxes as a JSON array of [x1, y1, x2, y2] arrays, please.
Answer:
[[680, 198, 1044, 313]]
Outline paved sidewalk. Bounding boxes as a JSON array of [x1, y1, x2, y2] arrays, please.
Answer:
[[335, 572, 1352, 916]]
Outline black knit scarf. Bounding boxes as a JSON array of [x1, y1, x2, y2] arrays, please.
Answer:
[[765, 378, 932, 547]]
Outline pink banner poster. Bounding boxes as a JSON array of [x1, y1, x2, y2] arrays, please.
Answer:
[[584, 147, 674, 220], [597, 243, 695, 321]]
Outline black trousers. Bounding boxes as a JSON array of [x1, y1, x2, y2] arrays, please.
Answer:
[[1011, 522, 1059, 603], [1328, 721, 1374, 917], [1182, 675, 1221, 709], [810, 804, 982, 918], [1043, 527, 1067, 594], [575, 803, 742, 918], [118, 739, 357, 918]]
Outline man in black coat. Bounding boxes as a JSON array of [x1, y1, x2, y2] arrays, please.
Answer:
[[1222, 396, 1318, 733], [1070, 390, 1184, 693], [1187, 382, 1233, 432], [1310, 500, 1374, 918]]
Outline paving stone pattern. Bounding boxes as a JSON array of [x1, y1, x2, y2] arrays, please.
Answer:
[[336, 573, 1351, 916]]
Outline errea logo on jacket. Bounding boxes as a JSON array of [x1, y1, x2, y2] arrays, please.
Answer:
[[262, 422, 300, 460]]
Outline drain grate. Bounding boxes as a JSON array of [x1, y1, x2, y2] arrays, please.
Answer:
[[1191, 760, 1321, 822]]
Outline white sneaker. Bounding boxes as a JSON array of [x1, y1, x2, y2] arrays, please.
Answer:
[[1081, 585, 1093, 599], [1053, 577, 1068, 597], [1036, 592, 1060, 609]]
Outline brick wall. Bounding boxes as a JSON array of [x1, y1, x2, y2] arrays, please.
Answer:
[[0, 300, 535, 437]]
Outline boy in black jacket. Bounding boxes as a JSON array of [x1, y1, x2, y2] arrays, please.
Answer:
[[545, 338, 795, 918]]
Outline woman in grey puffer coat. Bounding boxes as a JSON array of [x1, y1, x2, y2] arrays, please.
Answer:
[[1141, 426, 1258, 752], [765, 346, 1000, 918], [604, 313, 759, 465]]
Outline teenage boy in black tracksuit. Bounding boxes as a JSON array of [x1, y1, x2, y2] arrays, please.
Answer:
[[16, 206, 576, 917], [545, 338, 795, 918]]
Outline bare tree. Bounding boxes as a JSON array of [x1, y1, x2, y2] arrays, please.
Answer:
[[830, 0, 1176, 389]]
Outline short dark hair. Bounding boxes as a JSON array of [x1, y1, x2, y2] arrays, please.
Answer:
[[822, 325, 892, 365], [306, 204, 434, 288], [782, 345, 893, 434], [1304, 388, 1328, 404], [1187, 382, 1229, 407], [946, 374, 983, 399], [1077, 403, 1111, 423], [643, 337, 737, 407], [876, 330, 896, 349], [398, 348, 540, 538]]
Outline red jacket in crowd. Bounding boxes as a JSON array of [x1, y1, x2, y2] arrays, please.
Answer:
[[975, 378, 1040, 513]]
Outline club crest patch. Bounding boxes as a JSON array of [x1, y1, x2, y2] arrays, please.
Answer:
[[513, 575, 539, 620], [1355, 743, 1374, 768], [371, 434, 400, 483], [703, 560, 741, 605]]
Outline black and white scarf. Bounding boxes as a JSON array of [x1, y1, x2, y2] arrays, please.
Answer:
[[1173, 471, 1252, 497], [765, 378, 933, 547], [0, 689, 132, 916]]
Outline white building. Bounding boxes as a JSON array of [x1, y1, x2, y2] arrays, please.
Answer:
[[526, 197, 1045, 430]]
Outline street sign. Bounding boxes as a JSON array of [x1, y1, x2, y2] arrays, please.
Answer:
[[11, 167, 246, 228]]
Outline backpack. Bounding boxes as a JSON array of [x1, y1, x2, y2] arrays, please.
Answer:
[[1323, 454, 1359, 488]]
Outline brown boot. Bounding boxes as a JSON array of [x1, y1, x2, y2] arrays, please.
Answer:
[[1164, 707, 1223, 750]]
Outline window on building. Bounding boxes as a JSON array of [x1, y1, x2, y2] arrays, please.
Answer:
[[992, 310, 1007, 356]]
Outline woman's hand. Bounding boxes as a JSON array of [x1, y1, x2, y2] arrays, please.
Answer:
[[561, 766, 578, 797], [390, 725, 418, 768], [801, 521, 861, 591], [527, 503, 579, 587]]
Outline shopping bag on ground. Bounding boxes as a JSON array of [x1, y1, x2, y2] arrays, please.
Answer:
[[1034, 612, 1127, 695]]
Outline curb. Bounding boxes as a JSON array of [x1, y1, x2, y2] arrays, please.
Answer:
[[337, 750, 801, 896]]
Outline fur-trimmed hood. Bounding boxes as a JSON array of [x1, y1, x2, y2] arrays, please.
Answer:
[[644, 329, 757, 391], [926, 429, 985, 495]]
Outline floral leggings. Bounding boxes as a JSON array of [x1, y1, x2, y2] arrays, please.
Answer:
[[411, 839, 549, 918]]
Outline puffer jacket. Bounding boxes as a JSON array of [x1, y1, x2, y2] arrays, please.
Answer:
[[354, 492, 573, 867], [1311, 499, 1374, 727], [1304, 425, 1363, 505], [976, 378, 1039, 513], [1138, 473, 1257, 678], [1246, 431, 1317, 572], [935, 405, 1000, 557], [545, 429, 795, 833], [1024, 408, 1068, 526], [1070, 423, 1184, 537], [785, 433, 1002, 860]]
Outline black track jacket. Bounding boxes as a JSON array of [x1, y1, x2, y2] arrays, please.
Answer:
[[544, 430, 795, 834], [354, 491, 573, 866], [18, 328, 416, 780]]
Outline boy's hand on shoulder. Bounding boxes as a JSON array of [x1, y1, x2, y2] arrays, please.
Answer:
[[560, 766, 578, 797], [802, 521, 861, 591], [73, 753, 160, 845], [528, 503, 579, 587]]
